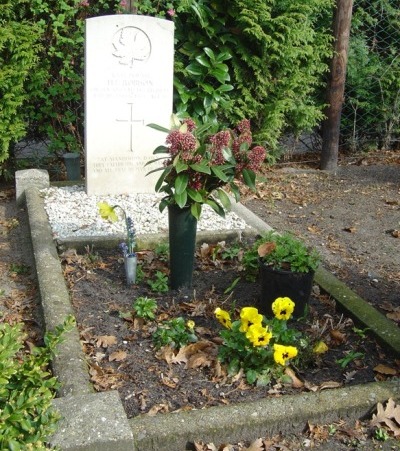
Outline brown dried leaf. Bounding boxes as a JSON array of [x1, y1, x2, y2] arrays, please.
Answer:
[[187, 352, 213, 369], [244, 438, 264, 451], [307, 225, 321, 234], [96, 335, 117, 348], [146, 403, 169, 416], [132, 316, 145, 330], [343, 226, 357, 233], [172, 341, 217, 367], [156, 345, 175, 364], [371, 398, 400, 435], [88, 363, 123, 390], [257, 242, 276, 258], [319, 381, 342, 390], [109, 350, 127, 362], [373, 364, 398, 376], [160, 374, 179, 389], [386, 311, 400, 322], [330, 329, 346, 344], [284, 367, 304, 388]]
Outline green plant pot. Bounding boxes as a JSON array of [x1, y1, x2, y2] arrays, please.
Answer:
[[168, 205, 197, 290], [259, 262, 315, 318], [63, 153, 81, 181]]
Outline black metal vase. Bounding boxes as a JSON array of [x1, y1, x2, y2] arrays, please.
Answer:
[[168, 204, 198, 290], [259, 262, 315, 318]]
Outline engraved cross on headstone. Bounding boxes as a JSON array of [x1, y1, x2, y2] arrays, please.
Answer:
[[116, 102, 144, 152]]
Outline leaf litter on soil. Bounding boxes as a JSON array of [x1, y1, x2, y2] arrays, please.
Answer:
[[60, 242, 400, 420]]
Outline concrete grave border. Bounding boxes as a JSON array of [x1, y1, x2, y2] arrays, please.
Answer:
[[17, 169, 400, 450]]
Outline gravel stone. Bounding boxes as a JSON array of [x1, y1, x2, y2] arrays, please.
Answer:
[[42, 185, 249, 239]]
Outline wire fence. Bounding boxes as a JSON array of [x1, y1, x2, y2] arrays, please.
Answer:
[[341, 0, 400, 152]]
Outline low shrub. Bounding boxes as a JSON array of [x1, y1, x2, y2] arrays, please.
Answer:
[[0, 316, 75, 450]]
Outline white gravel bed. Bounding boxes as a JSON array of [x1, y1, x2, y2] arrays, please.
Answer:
[[42, 185, 249, 240]]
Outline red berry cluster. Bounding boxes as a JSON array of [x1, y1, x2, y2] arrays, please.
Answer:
[[209, 130, 231, 165], [166, 130, 197, 156]]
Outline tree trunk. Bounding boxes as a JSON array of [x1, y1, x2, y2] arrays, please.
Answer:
[[121, 1, 137, 14], [320, 0, 353, 171]]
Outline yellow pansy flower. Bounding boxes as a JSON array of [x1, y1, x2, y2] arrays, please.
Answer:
[[186, 320, 195, 330], [272, 297, 295, 321], [214, 307, 232, 329], [239, 307, 263, 332], [246, 324, 272, 347], [98, 202, 118, 222], [273, 343, 298, 366]]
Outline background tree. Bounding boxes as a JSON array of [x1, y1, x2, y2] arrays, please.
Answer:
[[321, 0, 354, 170]]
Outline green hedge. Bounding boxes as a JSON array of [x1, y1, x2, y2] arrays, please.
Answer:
[[0, 316, 74, 450]]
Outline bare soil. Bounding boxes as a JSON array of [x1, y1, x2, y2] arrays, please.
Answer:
[[61, 245, 398, 420]]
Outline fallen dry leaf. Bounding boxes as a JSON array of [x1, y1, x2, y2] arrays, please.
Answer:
[[319, 381, 342, 390], [386, 311, 400, 323], [284, 367, 304, 388], [160, 374, 179, 389], [109, 350, 127, 362], [156, 345, 175, 364], [330, 329, 346, 345], [307, 225, 321, 234], [373, 364, 398, 376], [146, 403, 169, 416], [257, 241, 276, 257], [371, 398, 400, 436], [172, 341, 217, 368], [244, 437, 264, 451], [96, 335, 117, 348]]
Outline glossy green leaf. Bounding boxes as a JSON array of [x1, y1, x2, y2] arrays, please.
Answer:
[[152, 145, 169, 154], [186, 62, 205, 76], [191, 202, 202, 220], [146, 123, 169, 133], [195, 55, 211, 68], [205, 199, 225, 218], [222, 147, 235, 164], [218, 84, 234, 92], [175, 160, 189, 173], [155, 166, 172, 192], [215, 188, 231, 210], [203, 47, 216, 61], [175, 173, 188, 195], [175, 191, 188, 208], [230, 182, 240, 202], [242, 168, 256, 191], [187, 188, 204, 202], [211, 166, 229, 182], [190, 163, 211, 174]]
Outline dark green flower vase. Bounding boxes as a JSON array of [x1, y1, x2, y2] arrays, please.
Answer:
[[63, 152, 81, 181], [259, 262, 315, 318], [168, 205, 197, 290]]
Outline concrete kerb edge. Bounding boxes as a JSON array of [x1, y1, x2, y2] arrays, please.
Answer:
[[17, 173, 400, 450], [23, 186, 134, 449], [129, 380, 400, 450]]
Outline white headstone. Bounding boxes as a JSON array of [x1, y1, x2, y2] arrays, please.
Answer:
[[85, 15, 174, 196]]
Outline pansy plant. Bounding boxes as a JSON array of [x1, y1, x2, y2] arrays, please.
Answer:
[[214, 297, 305, 385]]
